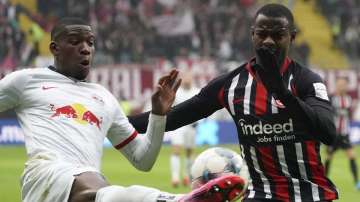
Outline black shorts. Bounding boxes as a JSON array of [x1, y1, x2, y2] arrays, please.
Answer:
[[327, 134, 352, 152]]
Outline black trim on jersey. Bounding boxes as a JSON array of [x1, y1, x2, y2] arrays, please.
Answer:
[[272, 146, 294, 201], [256, 146, 277, 200], [242, 145, 266, 200], [303, 141, 326, 201], [234, 72, 248, 115], [249, 78, 257, 116], [265, 91, 273, 115]]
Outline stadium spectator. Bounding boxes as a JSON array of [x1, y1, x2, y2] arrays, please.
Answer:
[[325, 77, 360, 190], [2, 0, 321, 70], [0, 17, 245, 202], [0, 0, 26, 70], [316, 0, 360, 61], [129, 3, 339, 201]]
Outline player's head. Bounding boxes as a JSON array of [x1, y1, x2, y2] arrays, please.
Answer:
[[251, 3, 297, 66], [181, 71, 193, 89], [335, 77, 349, 95], [50, 17, 95, 80]]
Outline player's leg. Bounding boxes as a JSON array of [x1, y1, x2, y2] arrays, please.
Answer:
[[97, 175, 246, 202], [324, 134, 341, 177], [179, 174, 246, 202], [69, 171, 245, 202], [345, 147, 360, 188], [170, 131, 183, 187], [69, 171, 109, 202], [324, 146, 335, 176], [96, 185, 183, 202], [69, 171, 182, 202], [183, 126, 196, 186], [183, 147, 192, 186]]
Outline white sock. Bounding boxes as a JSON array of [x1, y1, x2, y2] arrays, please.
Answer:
[[95, 185, 183, 202], [170, 154, 180, 182], [185, 157, 193, 179]]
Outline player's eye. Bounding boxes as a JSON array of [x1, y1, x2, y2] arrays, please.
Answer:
[[255, 31, 267, 39], [68, 38, 80, 45], [271, 29, 289, 40], [87, 39, 95, 46]]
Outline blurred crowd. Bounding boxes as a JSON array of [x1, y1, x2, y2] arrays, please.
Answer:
[[1, 0, 348, 71], [316, 0, 360, 61]]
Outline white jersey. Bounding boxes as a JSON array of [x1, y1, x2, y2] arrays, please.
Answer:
[[0, 68, 135, 170], [173, 86, 200, 105], [167, 86, 200, 147]]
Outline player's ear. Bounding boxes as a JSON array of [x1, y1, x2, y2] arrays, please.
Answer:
[[50, 41, 59, 55], [290, 29, 297, 43], [250, 26, 255, 40]]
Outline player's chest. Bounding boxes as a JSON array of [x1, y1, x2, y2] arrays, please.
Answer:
[[20, 80, 111, 126]]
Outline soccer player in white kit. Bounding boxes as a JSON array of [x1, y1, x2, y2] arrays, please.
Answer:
[[0, 18, 245, 202], [169, 72, 200, 187]]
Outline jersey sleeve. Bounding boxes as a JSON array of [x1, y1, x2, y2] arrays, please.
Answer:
[[0, 70, 30, 112], [281, 67, 336, 145], [107, 94, 167, 171], [297, 70, 330, 103], [107, 98, 137, 150]]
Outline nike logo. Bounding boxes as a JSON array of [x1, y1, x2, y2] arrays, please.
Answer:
[[42, 86, 57, 90]]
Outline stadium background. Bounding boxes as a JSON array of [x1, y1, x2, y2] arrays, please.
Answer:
[[0, 0, 360, 201]]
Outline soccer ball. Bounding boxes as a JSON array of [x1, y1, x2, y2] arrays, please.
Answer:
[[190, 147, 249, 189]]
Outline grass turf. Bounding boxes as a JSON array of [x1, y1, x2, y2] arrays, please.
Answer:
[[0, 145, 359, 201]]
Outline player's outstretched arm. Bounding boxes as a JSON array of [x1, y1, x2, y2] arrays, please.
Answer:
[[151, 69, 181, 115], [109, 69, 181, 171]]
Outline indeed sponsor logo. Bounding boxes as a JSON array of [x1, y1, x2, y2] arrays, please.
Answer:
[[238, 119, 293, 135]]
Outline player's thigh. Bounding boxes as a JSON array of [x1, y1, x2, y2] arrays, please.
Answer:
[[170, 131, 184, 147], [183, 126, 196, 149], [69, 171, 109, 202], [338, 135, 352, 150]]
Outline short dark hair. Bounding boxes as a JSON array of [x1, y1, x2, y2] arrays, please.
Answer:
[[51, 17, 89, 41], [254, 4, 295, 31]]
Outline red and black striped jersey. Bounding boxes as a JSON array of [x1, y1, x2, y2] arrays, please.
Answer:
[[129, 58, 338, 201], [330, 94, 352, 135]]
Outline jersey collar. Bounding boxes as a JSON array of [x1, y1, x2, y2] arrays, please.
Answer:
[[245, 57, 292, 80], [48, 66, 87, 83]]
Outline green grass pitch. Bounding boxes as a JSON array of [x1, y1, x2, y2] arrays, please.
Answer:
[[0, 145, 359, 201]]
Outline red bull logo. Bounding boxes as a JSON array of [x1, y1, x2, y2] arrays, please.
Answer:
[[50, 104, 78, 118], [50, 103, 102, 129]]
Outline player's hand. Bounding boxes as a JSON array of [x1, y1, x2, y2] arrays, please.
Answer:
[[151, 69, 182, 115], [255, 46, 287, 98]]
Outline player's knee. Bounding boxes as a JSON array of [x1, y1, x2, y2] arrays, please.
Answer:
[[95, 185, 160, 202], [172, 146, 181, 155], [69, 189, 97, 202]]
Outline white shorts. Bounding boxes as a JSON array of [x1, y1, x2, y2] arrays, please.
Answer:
[[168, 125, 196, 148], [21, 152, 99, 202]]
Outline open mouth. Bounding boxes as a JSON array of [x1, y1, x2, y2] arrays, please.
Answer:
[[80, 60, 90, 66]]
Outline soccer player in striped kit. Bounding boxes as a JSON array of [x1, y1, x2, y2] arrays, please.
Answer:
[[130, 3, 338, 202], [324, 77, 360, 190]]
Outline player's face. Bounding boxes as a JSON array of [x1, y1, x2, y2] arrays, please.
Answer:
[[336, 78, 348, 94], [252, 14, 294, 67], [52, 25, 95, 80]]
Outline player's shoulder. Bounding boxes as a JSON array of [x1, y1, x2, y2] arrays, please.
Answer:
[[1, 67, 43, 83], [210, 62, 247, 84], [291, 61, 322, 82], [85, 82, 118, 103]]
